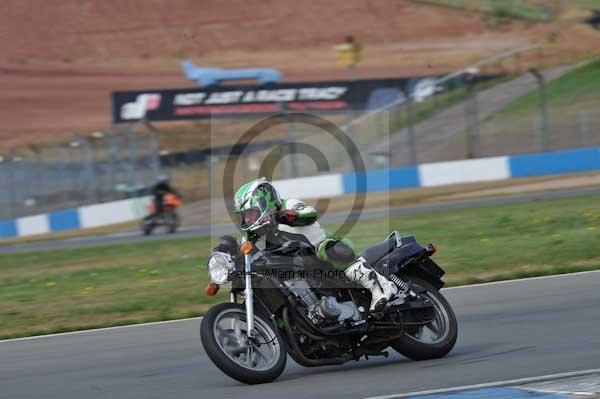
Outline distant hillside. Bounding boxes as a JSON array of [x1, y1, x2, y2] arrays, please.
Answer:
[[1, 0, 489, 64], [1, 0, 600, 149]]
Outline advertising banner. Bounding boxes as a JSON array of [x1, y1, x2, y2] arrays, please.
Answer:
[[111, 75, 501, 123]]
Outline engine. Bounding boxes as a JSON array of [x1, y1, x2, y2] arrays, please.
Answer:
[[284, 278, 362, 326]]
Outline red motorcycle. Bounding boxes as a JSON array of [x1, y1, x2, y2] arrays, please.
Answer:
[[141, 193, 183, 235]]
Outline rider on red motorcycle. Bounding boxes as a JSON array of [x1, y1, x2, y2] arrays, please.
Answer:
[[151, 175, 181, 217]]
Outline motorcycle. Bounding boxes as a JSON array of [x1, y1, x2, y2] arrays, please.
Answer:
[[200, 231, 458, 384], [141, 193, 182, 235]]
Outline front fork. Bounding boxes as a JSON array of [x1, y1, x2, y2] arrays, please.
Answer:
[[243, 252, 255, 338]]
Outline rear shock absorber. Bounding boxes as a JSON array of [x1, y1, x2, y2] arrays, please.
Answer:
[[388, 274, 410, 292]]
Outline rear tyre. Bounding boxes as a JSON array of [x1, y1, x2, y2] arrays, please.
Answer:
[[141, 219, 155, 236], [200, 303, 287, 384], [168, 213, 180, 234], [391, 277, 458, 360]]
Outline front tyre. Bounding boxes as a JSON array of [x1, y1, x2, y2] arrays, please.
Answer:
[[200, 303, 287, 384], [391, 277, 458, 360]]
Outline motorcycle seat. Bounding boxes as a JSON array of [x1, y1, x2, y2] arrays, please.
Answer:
[[360, 237, 396, 266]]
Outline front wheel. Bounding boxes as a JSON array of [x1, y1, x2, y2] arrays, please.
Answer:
[[391, 277, 458, 360], [200, 303, 287, 384]]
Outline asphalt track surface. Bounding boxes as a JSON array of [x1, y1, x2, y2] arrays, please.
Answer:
[[2, 187, 600, 254], [2, 271, 599, 399]]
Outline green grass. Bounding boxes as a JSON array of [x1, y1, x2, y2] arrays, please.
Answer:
[[0, 237, 223, 339], [414, 0, 552, 22], [499, 60, 600, 116], [1, 194, 600, 339], [558, 0, 600, 10], [477, 60, 600, 150]]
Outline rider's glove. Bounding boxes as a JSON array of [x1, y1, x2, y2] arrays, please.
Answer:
[[275, 209, 298, 224]]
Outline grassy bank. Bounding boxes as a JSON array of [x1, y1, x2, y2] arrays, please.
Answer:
[[499, 60, 600, 115], [413, 0, 553, 22], [478, 60, 600, 152], [1, 193, 599, 339]]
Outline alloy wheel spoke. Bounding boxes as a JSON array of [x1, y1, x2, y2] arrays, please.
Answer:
[[215, 325, 229, 341], [213, 310, 280, 371], [228, 345, 250, 356], [428, 321, 441, 336], [420, 326, 432, 341], [232, 316, 243, 343], [246, 347, 254, 367], [253, 346, 268, 363]]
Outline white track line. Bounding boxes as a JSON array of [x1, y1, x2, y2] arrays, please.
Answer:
[[363, 369, 600, 399], [442, 269, 600, 291], [0, 316, 202, 344], [1, 269, 599, 344], [527, 388, 596, 397]]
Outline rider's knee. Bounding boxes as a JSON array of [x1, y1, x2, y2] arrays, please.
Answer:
[[325, 240, 355, 264]]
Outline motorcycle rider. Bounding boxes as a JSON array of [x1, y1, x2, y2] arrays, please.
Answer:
[[149, 174, 181, 217], [225, 177, 400, 313]]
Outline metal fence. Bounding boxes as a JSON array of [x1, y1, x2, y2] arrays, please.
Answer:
[[372, 62, 600, 167], [0, 122, 160, 220], [2, 58, 599, 222], [219, 62, 600, 181]]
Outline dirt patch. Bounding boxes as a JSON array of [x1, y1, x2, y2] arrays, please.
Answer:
[[3, 0, 600, 150]]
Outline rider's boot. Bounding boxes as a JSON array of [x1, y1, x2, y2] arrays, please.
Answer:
[[344, 259, 399, 313]]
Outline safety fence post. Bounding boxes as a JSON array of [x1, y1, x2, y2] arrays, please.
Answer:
[[402, 83, 417, 165], [73, 133, 97, 205], [463, 72, 481, 159], [529, 68, 550, 152]]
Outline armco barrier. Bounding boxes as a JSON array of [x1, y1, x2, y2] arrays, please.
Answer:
[[1, 147, 599, 240], [509, 147, 600, 177], [17, 214, 50, 236], [0, 220, 18, 239], [48, 209, 81, 232], [342, 166, 421, 193], [275, 147, 600, 198], [0, 196, 152, 239], [273, 174, 344, 198], [79, 197, 152, 229], [418, 156, 510, 188]]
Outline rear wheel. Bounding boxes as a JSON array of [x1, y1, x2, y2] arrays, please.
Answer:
[[391, 277, 458, 360], [141, 219, 155, 236], [168, 213, 180, 234], [200, 303, 287, 384]]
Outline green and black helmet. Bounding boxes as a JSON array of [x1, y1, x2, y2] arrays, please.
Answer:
[[233, 178, 282, 232]]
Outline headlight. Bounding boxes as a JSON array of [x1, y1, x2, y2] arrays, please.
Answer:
[[208, 252, 233, 284]]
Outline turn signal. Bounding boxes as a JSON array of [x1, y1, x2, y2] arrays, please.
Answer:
[[205, 282, 219, 296], [240, 241, 254, 255], [426, 243, 437, 256]]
